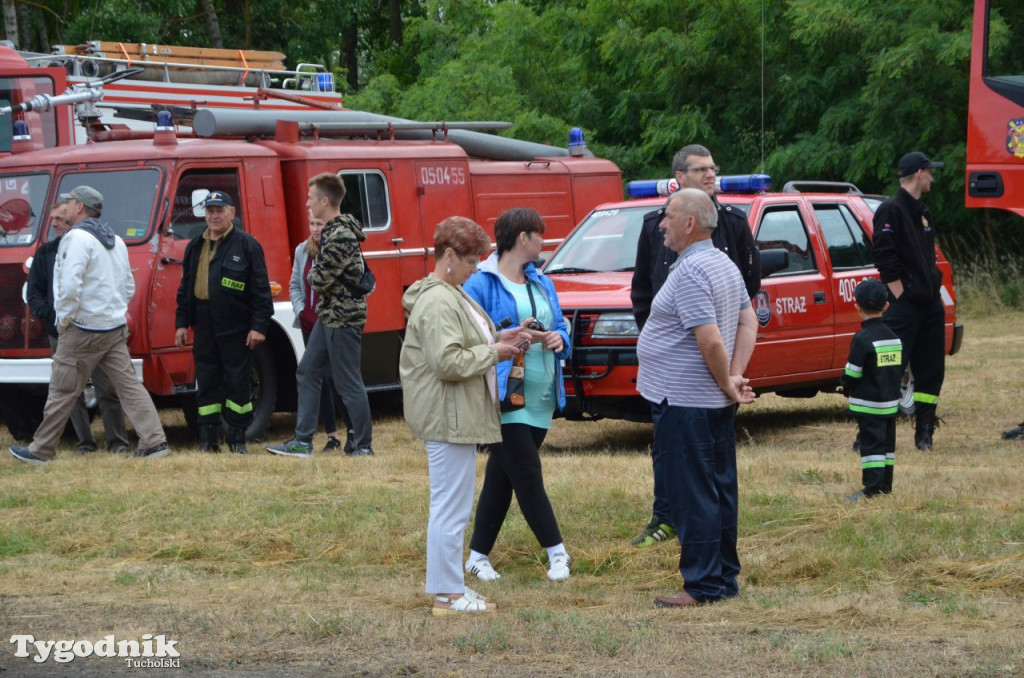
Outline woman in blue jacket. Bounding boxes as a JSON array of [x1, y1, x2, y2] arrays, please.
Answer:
[[462, 208, 573, 582]]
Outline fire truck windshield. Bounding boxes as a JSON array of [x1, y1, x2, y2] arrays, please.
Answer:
[[54, 168, 161, 244], [0, 173, 49, 247]]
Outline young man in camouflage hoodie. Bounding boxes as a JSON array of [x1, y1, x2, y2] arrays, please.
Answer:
[[268, 173, 373, 458]]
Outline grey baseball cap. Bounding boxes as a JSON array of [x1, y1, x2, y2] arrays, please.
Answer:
[[58, 186, 104, 211]]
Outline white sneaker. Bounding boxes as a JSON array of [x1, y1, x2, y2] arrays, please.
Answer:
[[465, 557, 501, 582], [547, 554, 571, 581]]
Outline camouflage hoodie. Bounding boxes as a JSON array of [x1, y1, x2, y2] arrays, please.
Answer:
[[309, 213, 367, 329]]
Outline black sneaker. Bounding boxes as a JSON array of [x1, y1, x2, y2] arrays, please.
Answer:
[[76, 442, 98, 455], [324, 436, 342, 452], [1002, 422, 1024, 440], [630, 516, 661, 546], [266, 439, 312, 458], [346, 446, 374, 457], [135, 443, 170, 458], [10, 445, 48, 465]]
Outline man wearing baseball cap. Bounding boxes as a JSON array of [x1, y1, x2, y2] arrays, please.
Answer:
[[10, 186, 168, 463], [871, 151, 946, 451], [175, 190, 273, 453]]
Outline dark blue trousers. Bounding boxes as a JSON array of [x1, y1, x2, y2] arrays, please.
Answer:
[[657, 402, 739, 602]]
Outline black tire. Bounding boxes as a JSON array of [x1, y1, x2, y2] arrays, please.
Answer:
[[0, 386, 46, 442], [246, 344, 276, 441]]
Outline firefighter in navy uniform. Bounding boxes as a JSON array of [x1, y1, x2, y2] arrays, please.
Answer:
[[842, 279, 903, 500], [871, 152, 946, 451], [629, 143, 761, 547], [175, 191, 273, 453]]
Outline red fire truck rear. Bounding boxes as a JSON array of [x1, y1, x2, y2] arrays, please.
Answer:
[[0, 44, 623, 440]]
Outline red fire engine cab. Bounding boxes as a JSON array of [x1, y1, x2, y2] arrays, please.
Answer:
[[0, 44, 623, 440]]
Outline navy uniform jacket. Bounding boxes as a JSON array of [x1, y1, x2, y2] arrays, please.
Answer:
[[631, 197, 761, 330], [175, 226, 273, 337]]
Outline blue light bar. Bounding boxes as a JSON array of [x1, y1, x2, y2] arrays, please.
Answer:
[[626, 178, 679, 198], [716, 174, 771, 193], [627, 174, 771, 198]]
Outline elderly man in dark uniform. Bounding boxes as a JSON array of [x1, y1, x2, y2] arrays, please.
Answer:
[[175, 191, 273, 454]]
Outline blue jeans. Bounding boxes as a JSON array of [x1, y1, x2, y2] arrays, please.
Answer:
[[657, 402, 739, 601]]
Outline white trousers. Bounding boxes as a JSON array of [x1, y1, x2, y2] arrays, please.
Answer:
[[424, 440, 478, 594]]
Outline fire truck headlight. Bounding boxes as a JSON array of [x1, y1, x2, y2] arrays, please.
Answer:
[[591, 313, 639, 339]]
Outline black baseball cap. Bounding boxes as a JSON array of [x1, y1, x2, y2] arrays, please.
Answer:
[[897, 152, 943, 178], [854, 278, 888, 312], [204, 191, 233, 207]]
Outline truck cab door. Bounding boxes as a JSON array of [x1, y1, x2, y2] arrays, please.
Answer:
[[415, 159, 474, 258], [747, 202, 835, 385], [810, 200, 880, 368]]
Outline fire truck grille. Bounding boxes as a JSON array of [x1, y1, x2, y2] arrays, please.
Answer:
[[0, 263, 48, 351]]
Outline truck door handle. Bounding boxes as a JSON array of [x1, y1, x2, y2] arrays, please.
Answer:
[[161, 257, 183, 265], [814, 291, 826, 304]]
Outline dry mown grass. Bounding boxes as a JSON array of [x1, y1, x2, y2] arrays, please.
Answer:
[[1, 314, 1023, 677]]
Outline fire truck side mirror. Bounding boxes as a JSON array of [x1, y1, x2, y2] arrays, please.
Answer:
[[192, 189, 211, 217]]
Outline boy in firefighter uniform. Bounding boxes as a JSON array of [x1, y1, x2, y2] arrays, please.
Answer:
[[842, 279, 903, 500], [175, 191, 273, 453]]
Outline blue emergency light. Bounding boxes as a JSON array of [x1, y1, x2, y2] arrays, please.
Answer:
[[627, 174, 772, 198], [156, 110, 173, 131], [569, 127, 587, 156], [12, 119, 29, 141]]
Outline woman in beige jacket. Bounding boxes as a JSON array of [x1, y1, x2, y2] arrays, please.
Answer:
[[400, 217, 528, 615]]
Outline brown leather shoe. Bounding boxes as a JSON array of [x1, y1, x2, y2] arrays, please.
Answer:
[[654, 590, 704, 608]]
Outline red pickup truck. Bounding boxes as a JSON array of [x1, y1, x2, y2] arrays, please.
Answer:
[[543, 178, 964, 421]]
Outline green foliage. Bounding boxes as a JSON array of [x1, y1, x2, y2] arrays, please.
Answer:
[[7, 0, 1024, 250]]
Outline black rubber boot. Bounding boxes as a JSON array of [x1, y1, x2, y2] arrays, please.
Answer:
[[227, 427, 248, 454], [915, 404, 937, 451], [198, 425, 221, 453]]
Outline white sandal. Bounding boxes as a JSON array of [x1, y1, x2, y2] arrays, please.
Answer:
[[432, 589, 496, 615]]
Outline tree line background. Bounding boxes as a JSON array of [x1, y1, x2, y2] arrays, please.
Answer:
[[3, 0, 1024, 265]]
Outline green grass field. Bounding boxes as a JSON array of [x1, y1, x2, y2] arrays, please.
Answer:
[[1, 313, 1022, 677]]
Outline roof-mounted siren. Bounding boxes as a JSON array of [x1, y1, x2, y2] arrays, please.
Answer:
[[154, 109, 177, 146], [626, 174, 771, 199], [568, 127, 588, 157], [12, 119, 30, 141]]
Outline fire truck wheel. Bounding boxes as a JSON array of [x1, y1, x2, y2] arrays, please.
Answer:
[[245, 344, 277, 441], [0, 387, 46, 442]]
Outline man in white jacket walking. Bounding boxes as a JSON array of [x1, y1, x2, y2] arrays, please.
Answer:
[[9, 186, 168, 464]]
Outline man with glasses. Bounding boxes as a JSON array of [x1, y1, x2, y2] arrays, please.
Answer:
[[629, 144, 761, 547]]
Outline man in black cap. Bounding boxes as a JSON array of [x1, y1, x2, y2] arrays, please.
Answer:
[[842, 278, 902, 500], [871, 151, 946, 451], [175, 191, 273, 453]]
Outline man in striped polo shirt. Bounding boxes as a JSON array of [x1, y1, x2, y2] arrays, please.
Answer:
[[637, 188, 758, 608]]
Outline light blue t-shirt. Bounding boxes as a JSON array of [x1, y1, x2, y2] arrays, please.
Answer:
[[498, 274, 556, 428]]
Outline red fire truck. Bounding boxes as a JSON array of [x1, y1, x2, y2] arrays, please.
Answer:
[[966, 0, 1024, 218], [0, 45, 623, 440]]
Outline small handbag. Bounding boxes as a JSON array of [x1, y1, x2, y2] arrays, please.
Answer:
[[345, 254, 376, 297], [500, 351, 526, 412]]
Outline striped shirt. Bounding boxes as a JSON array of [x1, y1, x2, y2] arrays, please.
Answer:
[[636, 239, 749, 408]]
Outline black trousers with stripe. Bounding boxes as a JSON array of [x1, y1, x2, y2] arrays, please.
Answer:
[[857, 414, 895, 496], [193, 302, 253, 430]]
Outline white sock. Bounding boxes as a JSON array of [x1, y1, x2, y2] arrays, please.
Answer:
[[546, 543, 568, 561], [467, 549, 488, 564]]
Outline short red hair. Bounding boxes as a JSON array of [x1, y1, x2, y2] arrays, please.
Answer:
[[433, 217, 490, 260]]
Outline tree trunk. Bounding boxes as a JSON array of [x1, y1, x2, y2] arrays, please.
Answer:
[[200, 0, 224, 49], [2, 0, 18, 48], [344, 13, 359, 91], [390, 0, 402, 46], [15, 0, 29, 49]]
